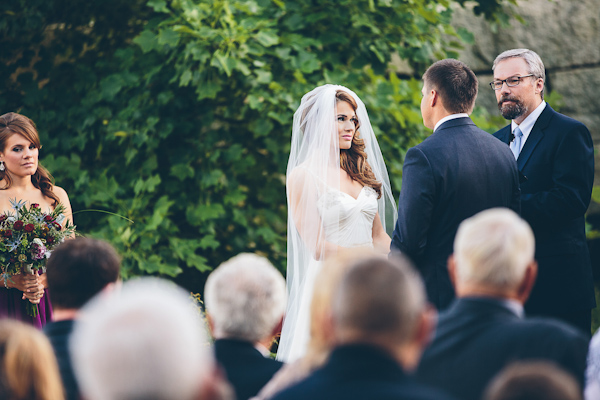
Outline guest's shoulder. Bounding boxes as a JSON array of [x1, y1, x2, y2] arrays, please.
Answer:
[[403, 380, 458, 400], [515, 316, 588, 345]]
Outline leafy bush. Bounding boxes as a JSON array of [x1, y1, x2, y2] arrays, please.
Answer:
[[0, 0, 506, 284]]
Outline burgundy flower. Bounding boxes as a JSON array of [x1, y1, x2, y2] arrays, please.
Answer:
[[0, 215, 7, 223], [3, 230, 12, 238], [46, 236, 54, 244], [24, 224, 35, 232], [44, 215, 53, 222], [31, 203, 39, 209], [53, 222, 62, 231], [13, 221, 23, 231]]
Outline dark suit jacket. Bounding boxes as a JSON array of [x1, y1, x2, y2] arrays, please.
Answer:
[[392, 117, 520, 309], [416, 297, 589, 400], [271, 343, 456, 400], [494, 105, 595, 312], [44, 319, 80, 400], [213, 338, 282, 400]]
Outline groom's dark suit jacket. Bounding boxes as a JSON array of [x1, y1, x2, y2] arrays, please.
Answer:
[[416, 297, 589, 400], [494, 105, 595, 314], [392, 117, 520, 309]]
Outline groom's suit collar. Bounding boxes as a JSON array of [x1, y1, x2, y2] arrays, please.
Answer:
[[435, 115, 475, 132], [434, 113, 470, 132]]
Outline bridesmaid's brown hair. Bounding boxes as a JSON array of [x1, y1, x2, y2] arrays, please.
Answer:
[[0, 112, 60, 206]]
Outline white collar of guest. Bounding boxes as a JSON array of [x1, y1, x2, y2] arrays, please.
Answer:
[[511, 101, 547, 147], [501, 298, 525, 318], [434, 113, 470, 132], [255, 343, 271, 357]]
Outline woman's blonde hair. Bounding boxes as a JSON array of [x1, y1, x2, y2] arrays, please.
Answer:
[[0, 320, 64, 400]]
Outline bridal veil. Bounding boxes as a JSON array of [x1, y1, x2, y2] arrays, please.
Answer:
[[278, 84, 396, 362]]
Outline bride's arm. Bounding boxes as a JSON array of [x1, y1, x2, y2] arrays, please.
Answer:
[[288, 168, 339, 261], [372, 212, 391, 254]]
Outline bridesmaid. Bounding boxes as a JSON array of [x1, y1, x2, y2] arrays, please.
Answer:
[[0, 112, 73, 328]]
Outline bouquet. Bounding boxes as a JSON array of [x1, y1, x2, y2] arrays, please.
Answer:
[[0, 199, 76, 316]]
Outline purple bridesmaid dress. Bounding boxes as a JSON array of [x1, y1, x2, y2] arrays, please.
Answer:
[[0, 281, 53, 329]]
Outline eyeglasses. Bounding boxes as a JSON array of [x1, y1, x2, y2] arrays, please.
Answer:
[[489, 75, 535, 91]]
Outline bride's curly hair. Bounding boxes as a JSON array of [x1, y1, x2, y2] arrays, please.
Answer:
[[336, 91, 382, 198], [0, 113, 60, 207]]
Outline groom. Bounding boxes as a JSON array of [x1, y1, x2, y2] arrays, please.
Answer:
[[391, 59, 521, 311]]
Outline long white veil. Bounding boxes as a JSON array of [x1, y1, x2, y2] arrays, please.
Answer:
[[278, 84, 396, 362]]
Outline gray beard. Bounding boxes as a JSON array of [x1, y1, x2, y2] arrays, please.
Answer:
[[499, 99, 527, 120]]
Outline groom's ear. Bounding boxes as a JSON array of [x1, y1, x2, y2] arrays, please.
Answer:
[[429, 89, 438, 108]]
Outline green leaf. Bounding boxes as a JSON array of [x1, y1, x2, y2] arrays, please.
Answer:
[[148, 0, 169, 13], [157, 28, 180, 48], [133, 30, 158, 53], [255, 31, 279, 47]]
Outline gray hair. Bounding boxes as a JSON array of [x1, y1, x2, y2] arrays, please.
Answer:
[[204, 253, 287, 342], [70, 278, 212, 400], [493, 48, 546, 99], [454, 208, 535, 289], [332, 256, 426, 344]]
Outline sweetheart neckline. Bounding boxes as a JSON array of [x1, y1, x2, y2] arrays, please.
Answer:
[[331, 186, 370, 201]]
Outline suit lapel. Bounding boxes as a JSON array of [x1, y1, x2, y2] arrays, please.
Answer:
[[495, 125, 512, 144], [517, 105, 553, 170]]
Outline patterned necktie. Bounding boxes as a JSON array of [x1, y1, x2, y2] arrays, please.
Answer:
[[511, 126, 523, 160]]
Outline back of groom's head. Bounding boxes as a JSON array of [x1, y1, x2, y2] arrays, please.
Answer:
[[332, 256, 427, 348], [46, 237, 120, 310], [451, 208, 536, 299], [423, 59, 478, 114]]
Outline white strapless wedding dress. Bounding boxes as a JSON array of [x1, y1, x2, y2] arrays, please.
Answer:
[[277, 185, 379, 362]]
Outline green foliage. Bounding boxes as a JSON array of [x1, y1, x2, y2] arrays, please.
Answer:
[[0, 0, 509, 283]]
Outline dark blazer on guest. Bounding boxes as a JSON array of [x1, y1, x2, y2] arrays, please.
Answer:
[[392, 117, 520, 310], [271, 343, 456, 400], [494, 105, 595, 314], [416, 297, 589, 400], [213, 338, 282, 400], [44, 319, 80, 400]]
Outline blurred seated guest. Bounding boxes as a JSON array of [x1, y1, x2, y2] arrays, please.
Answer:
[[205, 253, 286, 400], [70, 278, 231, 400], [0, 319, 64, 400], [585, 329, 600, 399], [484, 361, 581, 400], [44, 238, 121, 400], [416, 208, 588, 400], [271, 255, 454, 400], [254, 249, 373, 400]]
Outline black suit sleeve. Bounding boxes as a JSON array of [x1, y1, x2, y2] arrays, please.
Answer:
[[391, 147, 435, 260], [522, 123, 594, 223]]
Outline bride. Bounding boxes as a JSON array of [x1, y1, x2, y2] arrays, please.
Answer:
[[277, 85, 396, 362]]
